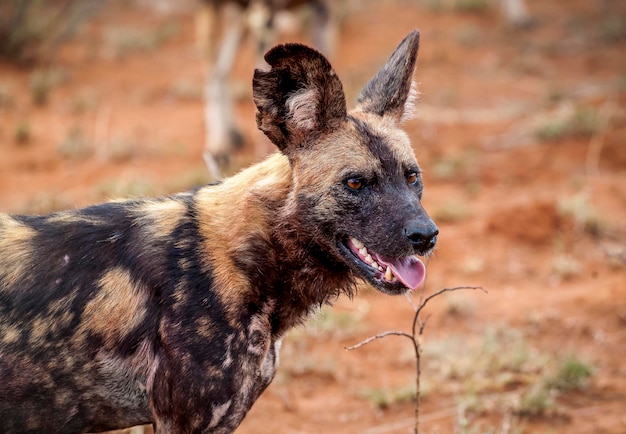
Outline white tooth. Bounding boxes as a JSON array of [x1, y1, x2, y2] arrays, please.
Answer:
[[351, 238, 364, 249], [359, 247, 368, 256], [365, 254, 374, 264], [378, 265, 384, 271], [385, 266, 393, 281]]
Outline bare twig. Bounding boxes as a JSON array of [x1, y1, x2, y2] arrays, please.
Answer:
[[345, 331, 412, 351], [346, 284, 486, 433]]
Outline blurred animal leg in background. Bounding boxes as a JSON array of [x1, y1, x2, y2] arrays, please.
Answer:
[[248, 0, 336, 65], [500, 0, 534, 28], [309, 0, 337, 58], [246, 0, 338, 161], [198, 1, 247, 179], [198, 0, 338, 179]]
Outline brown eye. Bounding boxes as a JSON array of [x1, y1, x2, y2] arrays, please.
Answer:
[[407, 172, 419, 185], [345, 178, 364, 191]]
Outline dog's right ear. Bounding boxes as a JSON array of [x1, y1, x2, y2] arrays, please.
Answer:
[[253, 43, 347, 155]]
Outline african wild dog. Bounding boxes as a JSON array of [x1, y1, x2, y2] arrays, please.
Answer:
[[0, 30, 438, 433]]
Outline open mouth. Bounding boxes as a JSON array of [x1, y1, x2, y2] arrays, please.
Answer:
[[338, 236, 426, 294]]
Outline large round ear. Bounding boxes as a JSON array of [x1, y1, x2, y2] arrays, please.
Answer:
[[253, 43, 347, 154], [356, 30, 420, 124]]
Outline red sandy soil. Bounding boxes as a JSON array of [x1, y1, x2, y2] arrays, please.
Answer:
[[1, 1, 625, 433]]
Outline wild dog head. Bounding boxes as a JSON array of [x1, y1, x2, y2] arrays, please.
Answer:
[[253, 30, 437, 295]]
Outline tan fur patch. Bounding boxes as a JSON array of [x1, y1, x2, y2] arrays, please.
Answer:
[[195, 316, 216, 340], [196, 153, 292, 322], [47, 212, 105, 226], [77, 267, 148, 347], [29, 317, 48, 345], [0, 215, 36, 290], [134, 199, 187, 238], [2, 325, 20, 345]]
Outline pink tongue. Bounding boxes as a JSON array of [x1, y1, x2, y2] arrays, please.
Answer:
[[376, 254, 426, 290]]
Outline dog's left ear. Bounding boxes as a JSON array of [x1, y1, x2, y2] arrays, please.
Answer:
[[356, 30, 420, 124], [253, 43, 347, 154]]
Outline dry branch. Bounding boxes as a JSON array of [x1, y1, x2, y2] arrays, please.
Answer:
[[346, 285, 486, 434]]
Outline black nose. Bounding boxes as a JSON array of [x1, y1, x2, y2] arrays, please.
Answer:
[[404, 222, 438, 253]]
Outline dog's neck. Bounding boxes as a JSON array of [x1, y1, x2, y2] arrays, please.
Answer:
[[195, 153, 356, 336]]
